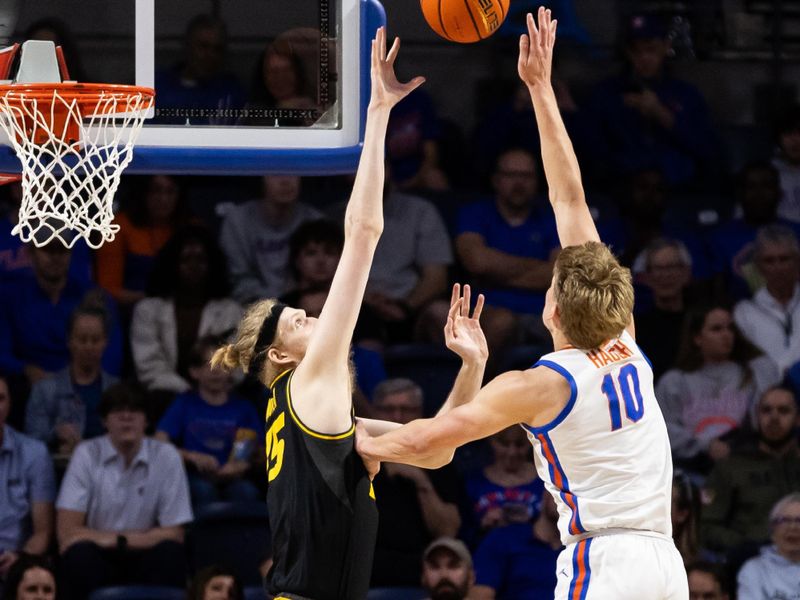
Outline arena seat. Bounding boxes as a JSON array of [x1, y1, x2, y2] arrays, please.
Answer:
[[243, 586, 267, 600], [187, 501, 270, 587], [366, 587, 428, 600], [88, 586, 185, 600]]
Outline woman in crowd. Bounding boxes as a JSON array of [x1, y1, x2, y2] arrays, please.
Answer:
[[1, 554, 56, 600]]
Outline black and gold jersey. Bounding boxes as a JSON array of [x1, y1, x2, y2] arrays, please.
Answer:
[[264, 369, 378, 600]]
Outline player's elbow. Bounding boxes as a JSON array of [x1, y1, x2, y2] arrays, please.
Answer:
[[345, 213, 383, 235]]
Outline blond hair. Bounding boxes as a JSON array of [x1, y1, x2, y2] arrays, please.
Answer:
[[554, 242, 633, 349], [210, 298, 284, 384]]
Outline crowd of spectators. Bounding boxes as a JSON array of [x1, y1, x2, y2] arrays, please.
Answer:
[[2, 7, 800, 600]]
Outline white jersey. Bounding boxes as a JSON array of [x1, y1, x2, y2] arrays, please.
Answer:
[[524, 330, 673, 546]]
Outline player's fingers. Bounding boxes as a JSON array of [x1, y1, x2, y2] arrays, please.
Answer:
[[518, 34, 529, 67], [386, 36, 401, 64], [527, 12, 539, 46], [473, 293, 485, 321], [550, 19, 558, 49], [378, 26, 386, 61], [451, 283, 460, 307], [404, 76, 426, 94], [463, 284, 471, 317], [447, 297, 463, 322]]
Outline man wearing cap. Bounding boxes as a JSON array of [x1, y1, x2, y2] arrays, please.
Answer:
[[55, 383, 193, 600], [421, 537, 475, 600], [581, 13, 719, 190]]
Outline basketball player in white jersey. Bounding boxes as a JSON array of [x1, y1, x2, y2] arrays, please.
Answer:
[[357, 7, 689, 599]]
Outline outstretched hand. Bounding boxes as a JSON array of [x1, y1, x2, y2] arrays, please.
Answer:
[[370, 26, 425, 110], [444, 283, 488, 363], [517, 7, 557, 89]]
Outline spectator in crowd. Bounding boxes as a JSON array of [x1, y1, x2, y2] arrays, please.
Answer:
[[0, 242, 123, 395], [131, 225, 242, 400], [709, 162, 800, 299], [455, 147, 559, 365], [673, 471, 701, 565], [56, 383, 192, 600], [773, 105, 800, 223], [420, 538, 474, 600], [244, 34, 319, 127], [635, 238, 694, 379], [471, 491, 560, 600], [156, 336, 261, 507], [0, 181, 93, 287], [96, 175, 187, 309], [687, 561, 729, 600], [25, 301, 117, 453], [154, 14, 245, 124], [605, 168, 711, 283], [463, 425, 544, 546], [220, 175, 321, 303], [370, 379, 462, 588], [0, 377, 55, 586], [656, 304, 781, 473], [736, 494, 800, 599], [187, 565, 244, 600], [385, 88, 449, 192], [281, 219, 343, 302], [24, 17, 88, 82], [581, 14, 718, 189], [1, 554, 56, 600], [733, 225, 800, 374], [363, 180, 453, 345], [700, 386, 800, 556]]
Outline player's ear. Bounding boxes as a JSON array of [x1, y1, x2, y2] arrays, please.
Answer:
[[267, 346, 293, 366]]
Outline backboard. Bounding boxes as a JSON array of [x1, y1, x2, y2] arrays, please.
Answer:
[[0, 0, 385, 175]]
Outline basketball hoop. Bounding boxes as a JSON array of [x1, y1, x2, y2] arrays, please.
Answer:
[[0, 82, 154, 248]]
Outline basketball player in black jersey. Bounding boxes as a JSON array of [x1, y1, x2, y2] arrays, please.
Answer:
[[210, 28, 489, 600]]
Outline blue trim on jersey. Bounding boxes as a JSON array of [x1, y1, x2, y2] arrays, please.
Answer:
[[535, 431, 585, 535], [521, 360, 578, 435], [581, 537, 593, 600]]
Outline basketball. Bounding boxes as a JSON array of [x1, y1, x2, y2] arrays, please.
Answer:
[[420, 0, 510, 43]]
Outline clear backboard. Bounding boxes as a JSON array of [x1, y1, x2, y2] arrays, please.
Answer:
[[0, 0, 385, 175]]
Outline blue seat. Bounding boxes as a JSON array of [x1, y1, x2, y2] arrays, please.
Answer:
[[187, 501, 270, 587], [88, 586, 185, 600], [243, 586, 267, 600], [366, 587, 427, 600], [383, 343, 462, 416]]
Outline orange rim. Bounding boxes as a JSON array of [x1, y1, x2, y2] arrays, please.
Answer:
[[0, 82, 154, 110]]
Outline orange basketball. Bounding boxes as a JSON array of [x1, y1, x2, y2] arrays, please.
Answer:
[[420, 0, 510, 43]]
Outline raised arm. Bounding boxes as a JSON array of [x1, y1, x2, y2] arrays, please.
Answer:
[[292, 28, 424, 431], [519, 8, 599, 248]]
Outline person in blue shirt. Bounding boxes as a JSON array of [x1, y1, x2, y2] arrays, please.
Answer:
[[0, 242, 123, 421], [153, 14, 245, 125], [0, 376, 56, 590], [579, 14, 720, 190], [25, 302, 118, 454], [156, 336, 262, 507], [463, 426, 545, 547], [455, 146, 559, 371], [471, 492, 561, 600], [709, 161, 800, 300]]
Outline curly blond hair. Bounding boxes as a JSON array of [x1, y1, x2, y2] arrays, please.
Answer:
[[210, 299, 285, 384], [554, 242, 633, 350]]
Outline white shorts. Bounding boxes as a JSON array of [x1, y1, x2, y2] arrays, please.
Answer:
[[554, 533, 688, 600]]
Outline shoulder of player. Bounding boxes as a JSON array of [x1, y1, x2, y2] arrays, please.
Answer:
[[486, 368, 571, 405]]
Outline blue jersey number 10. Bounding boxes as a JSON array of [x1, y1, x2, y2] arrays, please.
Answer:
[[601, 364, 645, 431]]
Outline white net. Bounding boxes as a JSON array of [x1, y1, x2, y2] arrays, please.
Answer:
[[0, 85, 153, 248]]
